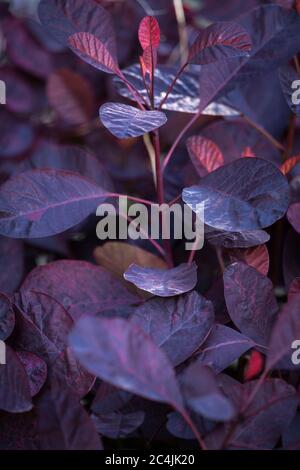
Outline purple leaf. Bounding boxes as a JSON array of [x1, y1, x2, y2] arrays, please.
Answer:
[[195, 324, 255, 373], [0, 345, 32, 413], [20, 260, 138, 320], [92, 382, 132, 415], [182, 158, 289, 232], [68, 32, 120, 74], [130, 291, 214, 366], [181, 363, 236, 422], [188, 22, 251, 65], [38, 0, 116, 55], [14, 290, 95, 397], [198, 6, 300, 114], [124, 262, 197, 297], [91, 411, 145, 439], [282, 412, 300, 449], [228, 245, 270, 276], [3, 18, 53, 79], [47, 68, 95, 125], [0, 169, 107, 238], [16, 141, 114, 190], [167, 411, 212, 440], [267, 292, 300, 370], [0, 381, 103, 449], [223, 262, 278, 346], [16, 350, 47, 397], [114, 64, 239, 116], [206, 226, 270, 248], [0, 294, 15, 341], [69, 316, 184, 409], [206, 377, 298, 449], [99, 103, 167, 139]]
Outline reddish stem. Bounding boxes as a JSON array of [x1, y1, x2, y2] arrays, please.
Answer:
[[159, 62, 187, 110]]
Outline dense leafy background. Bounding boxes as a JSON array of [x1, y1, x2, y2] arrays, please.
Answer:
[[0, 0, 300, 450]]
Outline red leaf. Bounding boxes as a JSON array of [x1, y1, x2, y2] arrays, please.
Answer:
[[244, 350, 264, 381], [242, 146, 256, 158], [47, 69, 94, 126], [138, 16, 160, 50], [229, 245, 270, 276], [68, 32, 120, 75], [280, 155, 300, 175], [186, 136, 224, 177], [142, 46, 157, 79], [188, 21, 252, 64]]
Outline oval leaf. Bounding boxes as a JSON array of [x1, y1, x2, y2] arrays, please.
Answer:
[[188, 21, 252, 64], [0, 169, 106, 238], [224, 262, 278, 346], [100, 103, 167, 139], [186, 136, 224, 177], [16, 350, 47, 397], [69, 316, 184, 409], [131, 291, 214, 366], [182, 158, 290, 232], [124, 262, 197, 297], [138, 16, 160, 50], [68, 32, 119, 75]]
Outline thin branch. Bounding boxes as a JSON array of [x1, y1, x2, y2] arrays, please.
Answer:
[[242, 114, 285, 152], [173, 0, 189, 66], [158, 62, 187, 110]]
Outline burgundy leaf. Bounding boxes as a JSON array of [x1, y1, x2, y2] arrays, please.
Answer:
[[282, 412, 300, 449], [69, 316, 184, 409], [0, 381, 102, 449], [195, 324, 254, 373], [14, 290, 94, 396], [267, 292, 300, 370], [0, 345, 32, 413], [20, 260, 138, 320], [47, 68, 95, 125], [0, 293, 15, 341], [92, 382, 132, 415], [91, 411, 145, 439], [16, 141, 114, 190], [0, 169, 107, 238], [68, 32, 119, 75], [16, 350, 47, 397], [181, 363, 236, 422], [124, 262, 197, 297], [138, 16, 160, 50], [224, 262, 278, 346], [38, 0, 116, 55], [100, 103, 167, 139], [188, 21, 251, 65], [130, 291, 214, 366], [182, 158, 290, 232], [3, 19, 53, 79], [186, 136, 224, 177], [228, 245, 270, 275]]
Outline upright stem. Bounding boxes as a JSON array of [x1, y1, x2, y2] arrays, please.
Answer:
[[179, 408, 207, 450], [119, 72, 146, 110], [153, 130, 174, 268], [173, 0, 189, 66], [159, 63, 187, 110]]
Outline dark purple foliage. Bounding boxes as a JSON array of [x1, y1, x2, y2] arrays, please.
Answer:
[[124, 262, 197, 297], [0, 0, 300, 452]]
